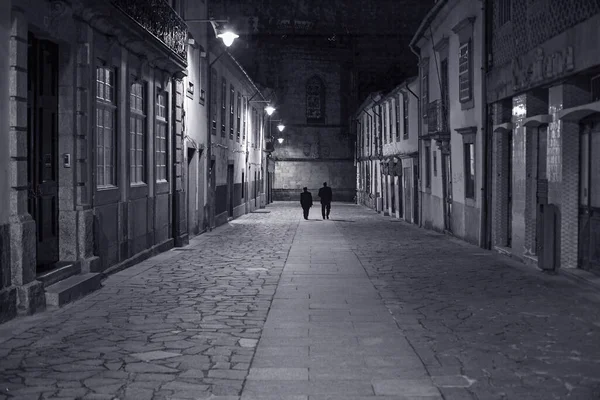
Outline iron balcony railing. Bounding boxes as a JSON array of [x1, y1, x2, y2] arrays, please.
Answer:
[[111, 0, 187, 60], [427, 99, 448, 135]]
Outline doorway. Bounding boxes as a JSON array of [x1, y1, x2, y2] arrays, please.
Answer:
[[507, 133, 513, 247], [442, 152, 452, 232], [187, 147, 197, 235], [227, 164, 234, 217], [28, 33, 59, 271], [536, 126, 548, 258], [579, 117, 600, 273]]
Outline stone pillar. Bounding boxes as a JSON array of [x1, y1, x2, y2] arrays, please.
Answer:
[[0, 0, 18, 323], [74, 21, 99, 272], [9, 8, 45, 315], [523, 90, 548, 256]]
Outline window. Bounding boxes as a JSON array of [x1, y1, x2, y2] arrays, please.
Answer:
[[156, 91, 168, 182], [499, 0, 511, 25], [382, 104, 387, 144], [221, 77, 227, 136], [229, 85, 235, 138], [252, 108, 257, 147], [199, 55, 206, 104], [425, 143, 431, 188], [96, 66, 116, 188], [242, 97, 246, 141], [458, 41, 472, 103], [395, 95, 401, 141], [433, 150, 438, 176], [130, 81, 146, 184], [421, 62, 429, 121], [464, 142, 475, 199], [236, 92, 241, 140], [403, 94, 409, 139], [211, 68, 217, 134], [306, 75, 325, 123]]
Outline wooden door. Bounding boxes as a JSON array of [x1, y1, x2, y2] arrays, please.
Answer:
[[28, 33, 59, 269]]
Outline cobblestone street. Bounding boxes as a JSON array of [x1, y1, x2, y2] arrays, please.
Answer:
[[1, 203, 600, 400]]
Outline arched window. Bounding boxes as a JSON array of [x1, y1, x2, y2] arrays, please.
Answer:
[[306, 76, 325, 123]]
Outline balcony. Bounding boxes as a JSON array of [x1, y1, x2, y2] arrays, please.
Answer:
[[111, 0, 188, 61], [427, 99, 449, 136]]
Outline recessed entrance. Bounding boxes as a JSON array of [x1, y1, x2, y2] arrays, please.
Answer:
[[579, 116, 600, 274], [27, 33, 59, 272]]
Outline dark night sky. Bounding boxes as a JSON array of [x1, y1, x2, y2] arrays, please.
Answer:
[[208, 0, 434, 100]]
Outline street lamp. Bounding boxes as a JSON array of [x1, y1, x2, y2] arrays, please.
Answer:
[[277, 123, 285, 132], [265, 105, 275, 116], [185, 18, 239, 47]]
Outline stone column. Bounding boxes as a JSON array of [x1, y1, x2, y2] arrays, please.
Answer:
[[9, 8, 44, 315], [74, 20, 99, 272], [0, 0, 18, 323]]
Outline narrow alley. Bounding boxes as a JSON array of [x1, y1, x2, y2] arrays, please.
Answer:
[[1, 203, 599, 400]]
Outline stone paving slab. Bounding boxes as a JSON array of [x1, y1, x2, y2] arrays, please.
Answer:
[[1, 203, 600, 399]]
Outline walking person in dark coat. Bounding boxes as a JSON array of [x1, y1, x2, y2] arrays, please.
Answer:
[[300, 187, 313, 220], [318, 182, 333, 219]]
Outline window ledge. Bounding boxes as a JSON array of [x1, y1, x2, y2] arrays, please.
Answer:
[[97, 185, 118, 191]]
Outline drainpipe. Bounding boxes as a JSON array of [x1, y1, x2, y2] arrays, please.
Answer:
[[479, 0, 490, 249], [409, 43, 423, 228]]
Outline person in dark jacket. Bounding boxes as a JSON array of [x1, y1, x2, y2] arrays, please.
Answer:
[[318, 182, 333, 219], [300, 187, 313, 220]]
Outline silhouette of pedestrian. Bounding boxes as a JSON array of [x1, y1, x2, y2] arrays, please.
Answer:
[[318, 182, 333, 219], [300, 187, 313, 220]]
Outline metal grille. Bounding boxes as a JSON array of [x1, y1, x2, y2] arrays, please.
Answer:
[[492, 0, 600, 67], [111, 0, 188, 60]]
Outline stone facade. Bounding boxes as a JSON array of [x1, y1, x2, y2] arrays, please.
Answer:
[[487, 0, 600, 273], [411, 0, 486, 246], [0, 0, 270, 324], [262, 42, 356, 202], [356, 78, 420, 224]]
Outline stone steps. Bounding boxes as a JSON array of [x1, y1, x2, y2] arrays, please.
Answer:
[[44, 273, 102, 308], [37, 262, 81, 287]]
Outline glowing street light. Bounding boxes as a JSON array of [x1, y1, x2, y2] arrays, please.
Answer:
[[265, 106, 275, 116], [277, 123, 285, 132], [217, 30, 239, 47], [277, 137, 285, 144]]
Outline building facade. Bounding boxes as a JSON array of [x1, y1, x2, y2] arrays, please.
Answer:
[[206, 49, 268, 228], [356, 93, 382, 211], [411, 0, 487, 246], [487, 0, 600, 273], [0, 0, 269, 324], [355, 79, 420, 224]]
